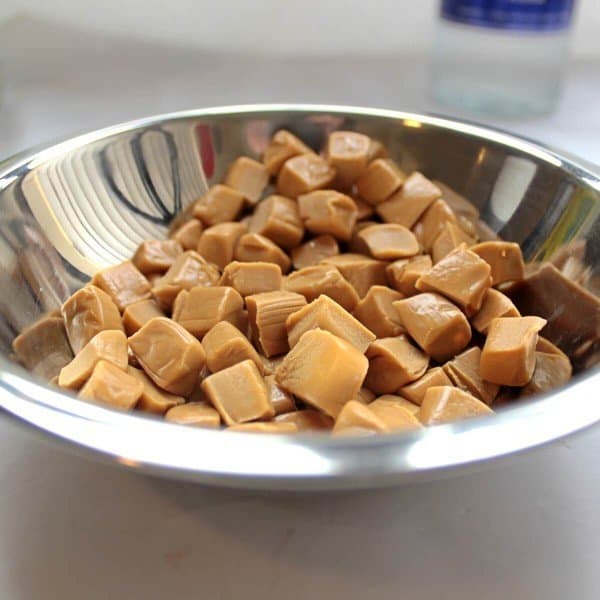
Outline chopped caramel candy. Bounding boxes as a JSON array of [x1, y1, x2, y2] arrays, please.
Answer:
[[415, 199, 458, 251], [202, 321, 264, 373], [275, 409, 334, 431], [127, 366, 185, 414], [520, 351, 572, 397], [249, 195, 304, 249], [433, 180, 480, 221], [129, 317, 206, 396], [79, 360, 143, 410], [536, 336, 569, 359], [228, 422, 298, 433], [394, 293, 472, 362], [291, 235, 339, 270], [348, 220, 378, 253], [419, 386, 493, 426], [321, 253, 387, 298], [471, 288, 520, 334], [172, 286, 245, 339], [368, 398, 423, 431], [275, 329, 369, 418], [165, 402, 221, 428], [480, 316, 547, 386], [374, 394, 420, 416], [192, 184, 245, 226], [277, 154, 336, 198], [333, 400, 387, 434], [196, 222, 248, 270], [353, 285, 405, 338], [355, 158, 406, 205], [367, 139, 388, 162], [298, 190, 358, 242], [443, 347, 499, 405], [122, 299, 164, 335], [284, 265, 360, 311], [219, 261, 281, 297], [364, 335, 429, 394], [264, 374, 296, 415], [399, 367, 453, 405], [201, 359, 273, 425], [354, 197, 374, 220], [431, 222, 476, 264], [386, 255, 432, 297], [246, 290, 307, 357], [132, 240, 183, 275], [58, 330, 128, 390], [416, 246, 492, 316], [262, 129, 313, 176], [234, 232, 292, 273], [169, 218, 204, 250], [376, 172, 441, 228], [92, 260, 151, 312], [471, 241, 525, 285], [326, 131, 371, 189], [224, 156, 269, 204], [286, 295, 375, 352], [355, 224, 419, 260], [355, 387, 376, 404]]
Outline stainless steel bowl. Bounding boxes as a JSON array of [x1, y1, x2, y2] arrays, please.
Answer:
[[0, 104, 598, 490]]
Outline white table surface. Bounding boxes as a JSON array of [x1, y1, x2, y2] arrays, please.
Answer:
[[0, 19, 599, 600]]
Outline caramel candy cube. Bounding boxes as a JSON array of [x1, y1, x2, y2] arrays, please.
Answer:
[[419, 386, 493, 425], [356, 224, 419, 260], [364, 335, 429, 394], [434, 180, 480, 221], [326, 131, 371, 189], [291, 235, 339, 270], [416, 246, 492, 316], [354, 197, 374, 220], [127, 366, 185, 414], [173, 286, 245, 339], [249, 195, 304, 249], [275, 329, 369, 418], [264, 374, 296, 415], [192, 184, 245, 226], [480, 316, 547, 386], [196, 222, 248, 270], [79, 360, 143, 410], [353, 285, 405, 338], [246, 291, 307, 357], [122, 299, 164, 335], [415, 199, 458, 251], [202, 321, 264, 373], [471, 241, 525, 285], [275, 409, 334, 431], [202, 359, 273, 425], [132, 240, 183, 275], [394, 293, 472, 362], [333, 400, 387, 434], [386, 255, 432, 297], [368, 398, 423, 431], [224, 157, 269, 204], [286, 295, 375, 352], [298, 190, 358, 241], [169, 218, 204, 250], [228, 422, 298, 434], [234, 233, 292, 274], [443, 347, 499, 405], [219, 261, 282, 297], [431, 222, 476, 264], [399, 367, 453, 405], [165, 402, 221, 427], [355, 158, 406, 205], [376, 171, 441, 228], [92, 260, 151, 312], [58, 330, 128, 390], [520, 351, 572, 397], [374, 394, 420, 416], [471, 288, 520, 334], [129, 317, 206, 396], [277, 154, 336, 198], [284, 265, 360, 312], [321, 253, 387, 298], [263, 129, 313, 176]]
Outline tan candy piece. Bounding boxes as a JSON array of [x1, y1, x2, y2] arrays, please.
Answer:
[[79, 360, 143, 410], [354, 197, 374, 220], [394, 293, 472, 362], [264, 374, 296, 415], [173, 286, 245, 339], [326, 131, 371, 189], [169, 219, 204, 250], [132, 240, 183, 275], [443, 347, 499, 405], [353, 285, 405, 338], [374, 394, 420, 416], [355, 158, 406, 205], [431, 222, 477, 264], [129, 317, 206, 396], [249, 195, 304, 249], [386, 255, 432, 297], [364, 335, 429, 395], [197, 222, 248, 270], [275, 409, 334, 431], [291, 235, 339, 270], [471, 288, 520, 334], [224, 157, 269, 204], [202, 321, 264, 373], [376, 171, 441, 228], [368, 398, 423, 431], [277, 154, 336, 198], [536, 336, 570, 360], [415, 199, 458, 251], [275, 329, 369, 418], [92, 261, 151, 312], [262, 129, 313, 176], [356, 224, 419, 260], [284, 265, 360, 312], [480, 316, 547, 386], [416, 246, 492, 316], [433, 181, 480, 221], [520, 351, 572, 397], [127, 366, 185, 414], [234, 233, 292, 274], [298, 190, 358, 241], [286, 295, 375, 352], [201, 359, 274, 425], [219, 261, 282, 297], [471, 241, 525, 285], [246, 291, 307, 357], [122, 299, 164, 335], [59, 330, 128, 390], [192, 184, 245, 226], [228, 422, 298, 434], [419, 386, 493, 426], [333, 400, 387, 434], [165, 402, 221, 428], [321, 254, 387, 298], [399, 367, 453, 406]]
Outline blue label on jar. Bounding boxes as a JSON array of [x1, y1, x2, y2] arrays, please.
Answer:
[[441, 0, 575, 31]]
